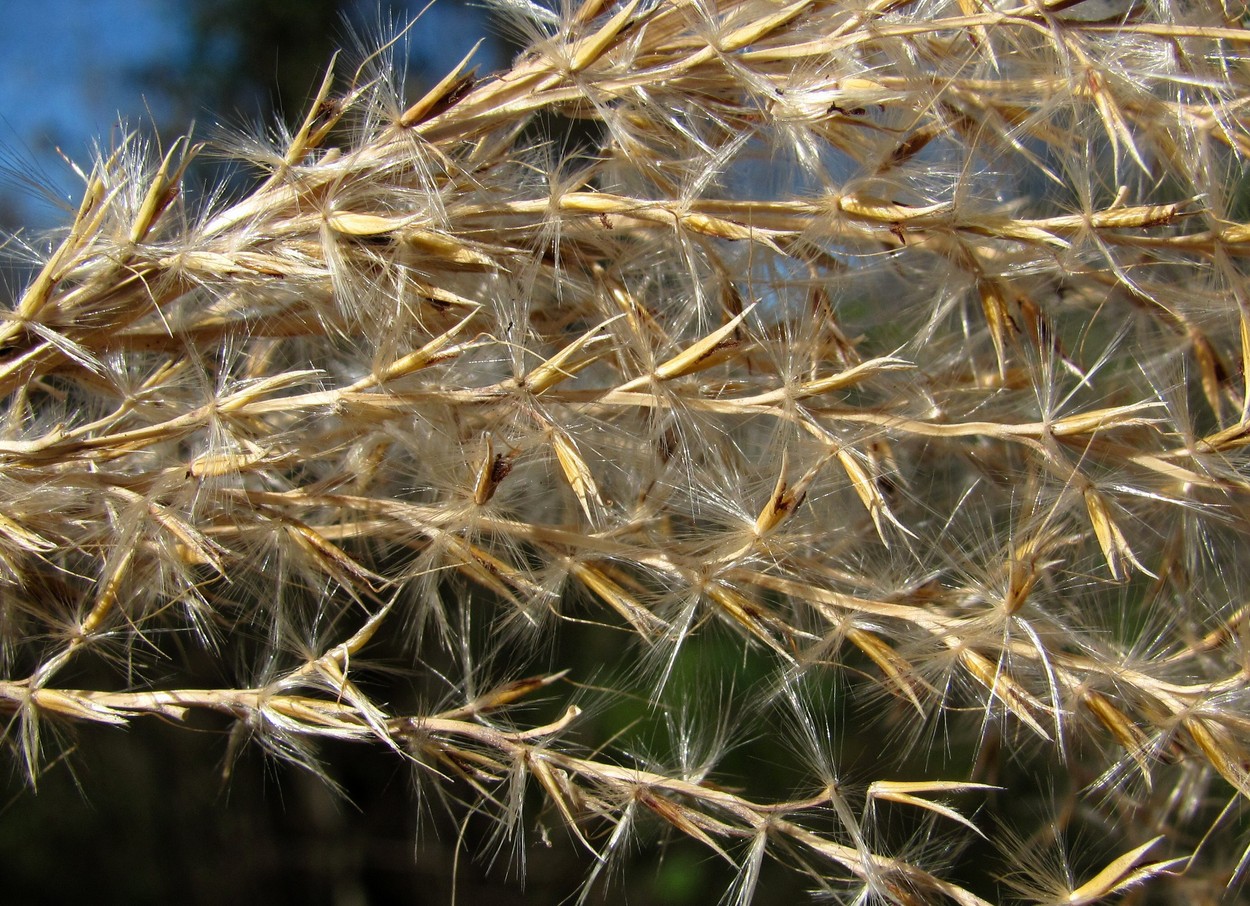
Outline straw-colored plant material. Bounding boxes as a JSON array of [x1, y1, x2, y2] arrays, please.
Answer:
[[4, 0, 1250, 902]]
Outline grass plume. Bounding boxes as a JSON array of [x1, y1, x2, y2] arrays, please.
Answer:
[[4, 0, 1250, 901]]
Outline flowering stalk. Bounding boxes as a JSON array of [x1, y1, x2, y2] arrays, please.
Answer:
[[3, 0, 1250, 901]]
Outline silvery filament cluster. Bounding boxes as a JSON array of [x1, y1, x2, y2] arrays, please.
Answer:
[[3, 1, 1250, 902]]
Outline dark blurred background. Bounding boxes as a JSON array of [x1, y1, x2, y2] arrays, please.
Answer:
[[0, 0, 508, 236]]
